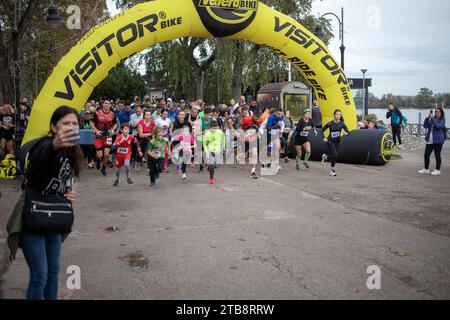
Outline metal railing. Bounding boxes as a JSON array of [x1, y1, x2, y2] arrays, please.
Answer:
[[388, 124, 449, 139]]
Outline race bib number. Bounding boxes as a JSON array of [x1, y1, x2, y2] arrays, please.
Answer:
[[331, 132, 340, 138], [106, 137, 113, 145], [118, 147, 129, 154], [300, 131, 309, 137]]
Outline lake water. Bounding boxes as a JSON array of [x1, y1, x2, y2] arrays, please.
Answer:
[[368, 108, 449, 125]]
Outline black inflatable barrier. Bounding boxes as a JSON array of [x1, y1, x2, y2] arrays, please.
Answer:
[[285, 129, 394, 166]]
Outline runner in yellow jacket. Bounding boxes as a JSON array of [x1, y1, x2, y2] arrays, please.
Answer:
[[202, 121, 226, 185]]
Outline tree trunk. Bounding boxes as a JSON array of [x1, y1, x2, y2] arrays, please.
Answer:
[[231, 41, 245, 101], [0, 55, 14, 103], [195, 70, 205, 101]]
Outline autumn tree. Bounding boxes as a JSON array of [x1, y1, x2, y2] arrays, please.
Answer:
[[0, 0, 108, 103]]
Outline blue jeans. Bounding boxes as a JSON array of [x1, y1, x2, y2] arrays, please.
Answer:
[[20, 231, 62, 300]]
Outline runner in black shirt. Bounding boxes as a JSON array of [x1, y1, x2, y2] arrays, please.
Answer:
[[292, 109, 314, 170], [321, 109, 349, 176]]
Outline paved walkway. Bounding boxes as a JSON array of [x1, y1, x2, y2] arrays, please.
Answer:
[[1, 149, 449, 299]]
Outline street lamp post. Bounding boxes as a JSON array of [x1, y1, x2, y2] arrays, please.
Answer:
[[361, 69, 368, 120], [12, 0, 22, 156], [315, 7, 346, 70]]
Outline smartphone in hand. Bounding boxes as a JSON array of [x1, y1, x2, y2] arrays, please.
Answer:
[[68, 129, 95, 145]]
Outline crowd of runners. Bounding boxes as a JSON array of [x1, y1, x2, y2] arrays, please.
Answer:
[[74, 95, 351, 186]]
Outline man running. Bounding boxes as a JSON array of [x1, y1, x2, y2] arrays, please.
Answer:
[[90, 99, 117, 176]]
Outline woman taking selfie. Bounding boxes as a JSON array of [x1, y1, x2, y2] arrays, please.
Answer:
[[20, 106, 83, 299], [418, 106, 446, 176]]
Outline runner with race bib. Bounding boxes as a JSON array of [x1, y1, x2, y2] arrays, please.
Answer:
[[321, 109, 349, 177]]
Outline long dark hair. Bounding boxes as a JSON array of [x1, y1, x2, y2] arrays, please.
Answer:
[[49, 106, 84, 177], [334, 109, 345, 123], [436, 106, 445, 120]]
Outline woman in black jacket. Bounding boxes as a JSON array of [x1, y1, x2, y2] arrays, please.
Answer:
[[21, 106, 83, 300]]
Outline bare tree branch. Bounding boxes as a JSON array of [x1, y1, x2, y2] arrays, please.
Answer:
[[17, 0, 42, 41]]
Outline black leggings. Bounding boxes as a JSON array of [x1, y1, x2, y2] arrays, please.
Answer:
[[327, 141, 340, 168], [392, 125, 402, 146], [132, 138, 142, 165], [148, 156, 164, 183], [425, 144, 443, 170], [81, 144, 96, 163]]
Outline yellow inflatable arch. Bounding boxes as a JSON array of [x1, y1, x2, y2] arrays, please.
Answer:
[[23, 0, 357, 145]]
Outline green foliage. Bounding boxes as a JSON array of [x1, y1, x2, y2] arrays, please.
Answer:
[[114, 0, 335, 102], [91, 63, 148, 101]]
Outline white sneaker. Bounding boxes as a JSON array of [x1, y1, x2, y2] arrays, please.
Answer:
[[418, 169, 430, 174], [182, 173, 187, 180], [431, 170, 441, 176], [322, 154, 327, 165], [330, 171, 337, 177]]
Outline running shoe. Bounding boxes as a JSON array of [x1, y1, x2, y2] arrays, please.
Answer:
[[321, 154, 327, 165], [88, 163, 94, 169], [329, 170, 337, 177], [296, 164, 300, 171], [182, 173, 187, 180], [209, 177, 215, 184], [113, 179, 119, 187], [101, 167, 107, 177], [149, 181, 156, 187], [155, 172, 160, 180], [431, 170, 441, 176], [250, 172, 258, 180], [303, 162, 310, 169], [418, 169, 430, 174], [127, 177, 134, 185]]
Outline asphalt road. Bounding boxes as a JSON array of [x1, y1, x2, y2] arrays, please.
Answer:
[[0, 148, 449, 300]]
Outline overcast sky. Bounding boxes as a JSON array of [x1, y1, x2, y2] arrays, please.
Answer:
[[106, 0, 450, 97]]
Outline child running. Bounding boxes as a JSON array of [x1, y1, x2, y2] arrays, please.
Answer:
[[203, 121, 225, 184], [112, 124, 142, 186], [171, 125, 195, 180], [321, 109, 349, 176], [147, 128, 170, 187]]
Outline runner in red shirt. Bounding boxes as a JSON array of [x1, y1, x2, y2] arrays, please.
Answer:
[[240, 113, 260, 179], [112, 124, 142, 186], [89, 100, 117, 176]]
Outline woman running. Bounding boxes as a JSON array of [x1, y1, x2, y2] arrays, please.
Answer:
[[293, 109, 314, 171], [138, 111, 156, 175], [321, 109, 349, 176]]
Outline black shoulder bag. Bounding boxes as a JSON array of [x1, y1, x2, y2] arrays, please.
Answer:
[[23, 187, 74, 234]]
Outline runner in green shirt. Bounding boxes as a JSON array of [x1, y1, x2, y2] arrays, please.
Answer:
[[203, 121, 225, 184]]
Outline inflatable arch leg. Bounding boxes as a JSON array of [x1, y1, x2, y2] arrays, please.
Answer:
[[23, 0, 393, 164]]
